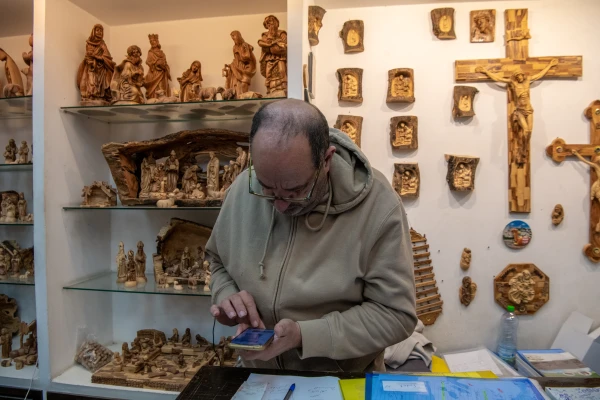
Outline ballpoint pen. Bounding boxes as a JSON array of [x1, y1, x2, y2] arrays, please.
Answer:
[[283, 383, 295, 400]]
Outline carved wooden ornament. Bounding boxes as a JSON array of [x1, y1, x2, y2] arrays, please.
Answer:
[[460, 248, 471, 270], [334, 115, 363, 147], [308, 6, 326, 46], [393, 163, 420, 198], [411, 228, 443, 325], [494, 263, 549, 315], [336, 68, 363, 103], [0, 294, 20, 334], [459, 276, 477, 306], [471, 10, 496, 43], [390, 116, 418, 150], [456, 9, 583, 213], [552, 204, 564, 226], [445, 155, 479, 191], [387, 68, 415, 104], [339, 20, 364, 53], [452, 86, 479, 119], [431, 8, 456, 40], [546, 100, 600, 262]]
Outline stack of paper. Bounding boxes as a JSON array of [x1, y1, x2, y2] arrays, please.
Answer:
[[442, 347, 520, 377], [517, 349, 600, 378]]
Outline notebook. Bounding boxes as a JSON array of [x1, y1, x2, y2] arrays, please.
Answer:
[[517, 349, 600, 378]]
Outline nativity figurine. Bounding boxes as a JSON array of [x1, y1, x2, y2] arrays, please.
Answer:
[[445, 155, 480, 191], [17, 193, 27, 222], [178, 61, 202, 102], [337, 68, 363, 103], [144, 34, 171, 100], [80, 181, 117, 207], [135, 241, 147, 284], [1, 196, 17, 223], [182, 165, 199, 195], [387, 68, 415, 103], [0, 48, 25, 97], [116, 241, 127, 283], [145, 89, 178, 104], [17, 141, 29, 164], [459, 277, 477, 306], [431, 8, 456, 40], [223, 31, 257, 98], [139, 153, 156, 198], [77, 24, 116, 105], [308, 6, 326, 46], [165, 150, 179, 193], [392, 163, 420, 198], [203, 261, 211, 292], [4, 139, 17, 164], [334, 115, 363, 147], [258, 15, 288, 97], [390, 116, 418, 149], [470, 10, 496, 43], [460, 248, 471, 270], [125, 249, 137, 287], [206, 151, 220, 196], [552, 204, 564, 226], [21, 34, 33, 96], [111, 45, 145, 105], [339, 20, 364, 53]]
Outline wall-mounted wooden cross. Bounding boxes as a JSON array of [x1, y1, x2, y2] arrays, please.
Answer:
[[546, 100, 600, 263], [456, 9, 583, 213]]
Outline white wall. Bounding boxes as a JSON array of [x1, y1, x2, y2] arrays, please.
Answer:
[[313, 0, 600, 353]]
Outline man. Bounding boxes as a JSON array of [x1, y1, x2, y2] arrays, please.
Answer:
[[207, 99, 416, 372]]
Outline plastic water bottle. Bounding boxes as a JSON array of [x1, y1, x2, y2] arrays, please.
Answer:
[[497, 305, 519, 366]]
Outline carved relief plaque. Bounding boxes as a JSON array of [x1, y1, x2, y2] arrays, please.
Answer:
[[494, 263, 549, 315], [336, 68, 363, 103], [445, 154, 479, 191], [339, 20, 364, 53], [452, 86, 479, 119], [308, 6, 326, 46], [334, 115, 363, 147], [471, 9, 496, 43], [431, 8, 456, 40], [393, 163, 420, 198], [390, 116, 418, 150], [387, 68, 415, 103]]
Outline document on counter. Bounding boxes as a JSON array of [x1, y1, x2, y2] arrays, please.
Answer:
[[246, 373, 343, 400], [443, 348, 503, 375]]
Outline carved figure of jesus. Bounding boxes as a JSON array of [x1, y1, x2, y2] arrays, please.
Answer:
[[476, 59, 558, 164], [572, 150, 600, 232]]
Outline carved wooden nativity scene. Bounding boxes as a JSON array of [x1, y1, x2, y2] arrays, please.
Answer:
[[0, 295, 37, 371], [390, 116, 418, 150], [334, 115, 363, 147], [387, 69, 415, 104], [445, 155, 479, 191], [101, 129, 248, 207], [337, 68, 363, 103], [393, 163, 420, 198]]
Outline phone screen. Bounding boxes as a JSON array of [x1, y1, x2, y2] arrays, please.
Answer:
[[229, 328, 275, 350]]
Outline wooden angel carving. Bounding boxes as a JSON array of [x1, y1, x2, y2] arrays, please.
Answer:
[[336, 68, 363, 103], [339, 20, 364, 53], [431, 8, 456, 40]]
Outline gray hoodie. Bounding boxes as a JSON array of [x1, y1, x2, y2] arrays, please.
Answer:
[[207, 128, 417, 372]]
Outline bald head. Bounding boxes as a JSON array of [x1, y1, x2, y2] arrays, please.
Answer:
[[250, 99, 330, 168]]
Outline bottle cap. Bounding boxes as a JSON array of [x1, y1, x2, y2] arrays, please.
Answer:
[[507, 305, 515, 312]]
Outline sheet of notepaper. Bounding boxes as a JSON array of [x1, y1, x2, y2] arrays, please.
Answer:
[[232, 382, 268, 400], [246, 373, 343, 400], [444, 349, 502, 375]]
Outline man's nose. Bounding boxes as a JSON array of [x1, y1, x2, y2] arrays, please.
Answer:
[[274, 199, 290, 213]]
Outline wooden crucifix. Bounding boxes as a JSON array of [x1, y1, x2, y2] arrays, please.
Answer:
[[456, 9, 582, 213], [546, 100, 600, 263]]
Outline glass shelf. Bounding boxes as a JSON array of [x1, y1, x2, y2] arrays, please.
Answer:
[[0, 275, 35, 286], [63, 205, 221, 211], [0, 163, 32, 171], [0, 221, 33, 226], [0, 96, 32, 120], [60, 97, 285, 124], [63, 271, 211, 297]]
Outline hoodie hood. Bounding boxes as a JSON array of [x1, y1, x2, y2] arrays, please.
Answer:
[[313, 128, 373, 215]]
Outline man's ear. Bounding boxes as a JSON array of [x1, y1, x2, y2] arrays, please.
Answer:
[[324, 145, 336, 169]]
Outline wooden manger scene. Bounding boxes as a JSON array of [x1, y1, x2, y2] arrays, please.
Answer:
[[101, 129, 249, 207]]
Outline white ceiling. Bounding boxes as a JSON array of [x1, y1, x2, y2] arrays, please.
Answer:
[[69, 0, 286, 26], [0, 0, 33, 37], [317, 0, 522, 8]]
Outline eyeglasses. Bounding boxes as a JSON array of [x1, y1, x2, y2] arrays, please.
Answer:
[[248, 153, 322, 203]]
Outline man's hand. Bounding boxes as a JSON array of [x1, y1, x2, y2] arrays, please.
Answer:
[[210, 290, 262, 328], [237, 319, 302, 362]]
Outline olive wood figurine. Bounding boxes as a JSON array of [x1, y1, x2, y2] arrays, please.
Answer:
[[77, 24, 115, 105], [144, 34, 171, 100], [339, 20, 364, 53], [445, 155, 480, 191], [393, 163, 420, 198], [452, 86, 479, 119], [111, 45, 145, 105], [460, 248, 471, 270], [387, 69, 415, 103], [0, 48, 25, 97], [334, 115, 363, 147], [471, 10, 496, 43], [390, 116, 418, 150], [308, 6, 326, 46], [258, 15, 288, 97], [431, 8, 456, 40], [21, 34, 33, 96], [552, 204, 564, 226], [135, 241, 147, 284], [336, 68, 363, 103], [459, 277, 477, 306]]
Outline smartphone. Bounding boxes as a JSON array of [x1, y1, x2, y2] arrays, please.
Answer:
[[228, 328, 275, 351]]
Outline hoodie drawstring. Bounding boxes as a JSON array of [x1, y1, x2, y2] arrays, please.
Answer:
[[305, 178, 333, 232], [258, 206, 276, 279]]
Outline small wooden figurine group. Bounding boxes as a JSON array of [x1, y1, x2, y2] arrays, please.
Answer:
[[0, 34, 33, 98], [116, 241, 147, 287], [3, 139, 30, 165], [77, 18, 287, 105], [91, 329, 236, 392], [0, 240, 34, 280], [0, 192, 32, 223], [0, 296, 37, 371], [81, 181, 117, 207]]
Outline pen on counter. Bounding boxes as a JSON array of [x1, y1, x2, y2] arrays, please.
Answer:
[[282, 383, 295, 400]]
